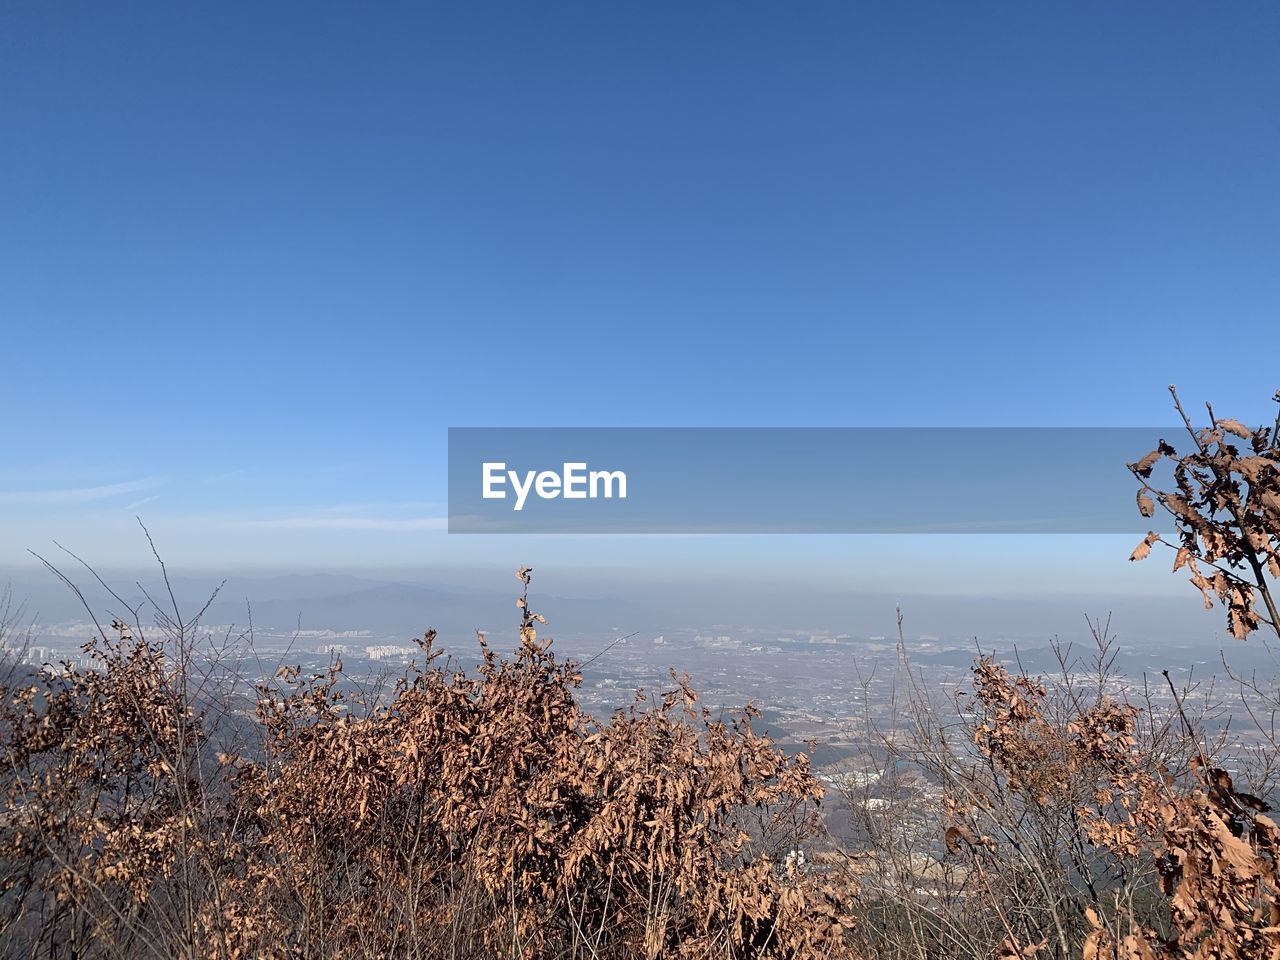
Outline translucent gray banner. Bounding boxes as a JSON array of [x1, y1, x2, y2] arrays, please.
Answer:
[[447, 427, 1176, 534]]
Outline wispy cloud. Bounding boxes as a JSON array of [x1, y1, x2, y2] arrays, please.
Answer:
[[234, 516, 447, 531], [202, 468, 250, 485], [308, 501, 440, 514], [121, 495, 161, 512], [0, 477, 166, 507]]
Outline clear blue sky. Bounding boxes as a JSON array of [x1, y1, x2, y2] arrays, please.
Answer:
[[2, 2, 1277, 587]]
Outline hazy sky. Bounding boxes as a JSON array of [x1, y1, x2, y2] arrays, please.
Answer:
[[2, 2, 1277, 594]]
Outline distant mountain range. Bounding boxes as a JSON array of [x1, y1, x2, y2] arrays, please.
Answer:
[[0, 566, 1234, 650], [2, 571, 645, 645]]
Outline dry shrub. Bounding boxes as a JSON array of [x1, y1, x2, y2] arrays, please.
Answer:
[[0, 618, 235, 958], [855, 622, 1176, 960], [0, 566, 854, 960], [959, 652, 1280, 960], [852, 621, 1277, 960]]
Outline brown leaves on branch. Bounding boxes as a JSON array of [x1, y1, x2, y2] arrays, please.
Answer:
[[1128, 388, 1280, 641], [1129, 532, 1159, 562], [944, 652, 1280, 960]]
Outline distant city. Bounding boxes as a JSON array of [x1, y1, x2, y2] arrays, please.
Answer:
[[6, 592, 1270, 849]]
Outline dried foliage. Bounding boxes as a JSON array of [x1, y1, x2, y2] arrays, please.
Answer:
[[0, 567, 851, 959], [843, 614, 1280, 960], [961, 652, 1280, 960], [1128, 386, 1280, 642]]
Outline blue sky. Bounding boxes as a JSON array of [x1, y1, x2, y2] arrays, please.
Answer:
[[2, 2, 1278, 591]]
